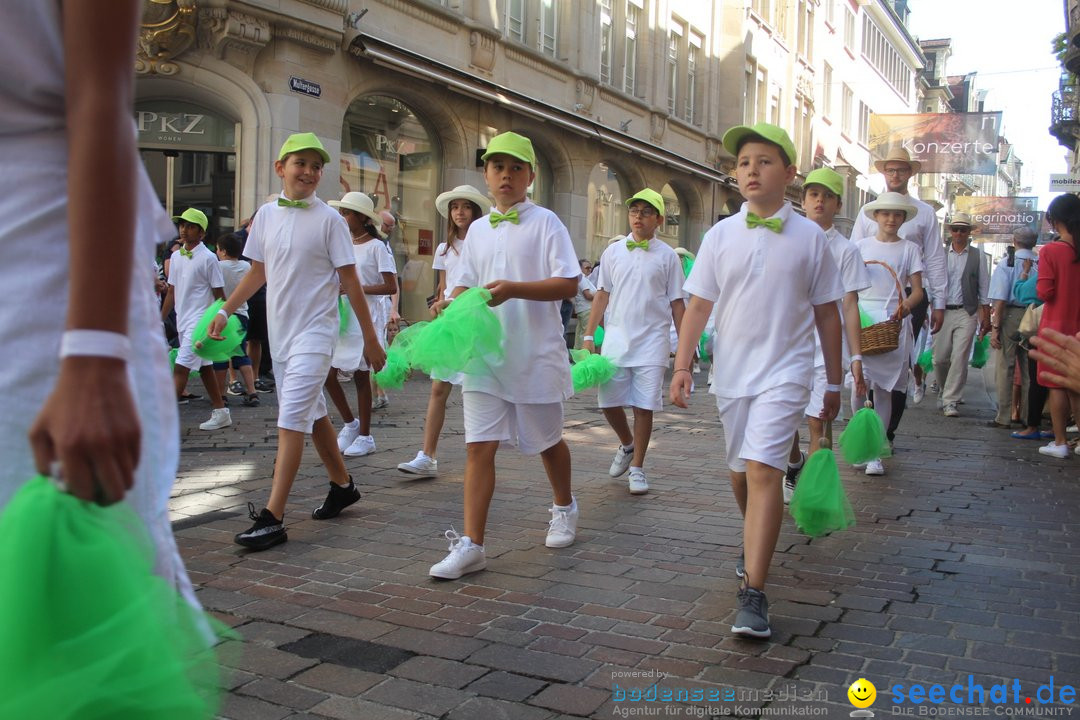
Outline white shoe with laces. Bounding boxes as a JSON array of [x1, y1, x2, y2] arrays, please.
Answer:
[[627, 468, 649, 495], [398, 451, 438, 476], [1038, 442, 1070, 459], [337, 421, 361, 452], [545, 498, 578, 548], [912, 383, 925, 405], [429, 529, 486, 579], [865, 459, 885, 476], [199, 407, 232, 431], [344, 434, 375, 457]]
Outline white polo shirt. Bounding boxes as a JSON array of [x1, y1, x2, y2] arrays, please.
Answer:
[[453, 200, 579, 403], [813, 226, 871, 367], [852, 194, 945, 310], [218, 258, 250, 318], [596, 235, 684, 368], [245, 195, 355, 362], [684, 202, 843, 398], [354, 237, 397, 315], [432, 239, 465, 299], [168, 242, 223, 335]]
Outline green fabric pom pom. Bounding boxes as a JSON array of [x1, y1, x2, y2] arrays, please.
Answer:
[[916, 348, 934, 374], [0, 476, 232, 719], [858, 304, 876, 329], [594, 325, 604, 347], [969, 335, 989, 369], [569, 349, 618, 392], [169, 346, 178, 370], [373, 321, 428, 389], [679, 254, 695, 279], [838, 407, 892, 465], [789, 448, 855, 537], [408, 288, 504, 378], [191, 300, 246, 362], [338, 296, 350, 337]]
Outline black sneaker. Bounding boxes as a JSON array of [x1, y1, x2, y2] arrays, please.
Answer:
[[783, 451, 805, 505], [226, 381, 244, 396], [312, 477, 360, 520], [234, 503, 287, 550], [254, 378, 275, 393], [731, 584, 771, 639], [242, 393, 260, 407]]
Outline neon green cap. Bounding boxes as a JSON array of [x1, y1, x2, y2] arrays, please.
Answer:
[[278, 132, 330, 163], [480, 131, 536, 165], [721, 122, 797, 167], [803, 168, 844, 197], [171, 208, 208, 231], [625, 189, 665, 218]]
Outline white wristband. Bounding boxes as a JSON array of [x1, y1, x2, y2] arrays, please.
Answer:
[[825, 383, 843, 393], [59, 329, 130, 361], [850, 354, 863, 363], [217, 308, 229, 320], [583, 335, 594, 341]]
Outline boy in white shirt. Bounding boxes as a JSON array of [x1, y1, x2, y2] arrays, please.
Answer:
[[213, 232, 259, 407], [428, 131, 580, 580], [208, 133, 386, 550], [783, 168, 869, 502], [670, 123, 844, 639], [160, 208, 230, 431], [584, 189, 685, 495]]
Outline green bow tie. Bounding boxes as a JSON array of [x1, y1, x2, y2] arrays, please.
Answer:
[[277, 197, 309, 209], [746, 212, 783, 233], [489, 209, 519, 227], [179, 247, 193, 259], [626, 239, 649, 250]]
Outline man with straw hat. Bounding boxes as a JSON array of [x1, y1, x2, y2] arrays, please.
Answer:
[[851, 147, 946, 441], [933, 212, 990, 418]]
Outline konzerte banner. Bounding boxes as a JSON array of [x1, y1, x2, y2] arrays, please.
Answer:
[[953, 196, 1042, 243], [869, 112, 1002, 174]]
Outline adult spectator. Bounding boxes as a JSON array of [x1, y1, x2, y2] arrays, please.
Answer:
[[987, 228, 1038, 428], [572, 259, 596, 349], [1010, 254, 1050, 440]]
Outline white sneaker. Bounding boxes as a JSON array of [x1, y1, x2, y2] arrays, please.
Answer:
[[912, 383, 925, 405], [865, 459, 885, 476], [943, 404, 960, 417], [344, 434, 375, 457], [398, 451, 438, 477], [1039, 442, 1070, 459], [429, 529, 486, 579], [372, 396, 390, 410], [199, 407, 232, 430], [608, 446, 634, 477], [337, 421, 361, 452], [929, 381, 940, 394], [628, 468, 649, 495], [1067, 424, 1078, 433], [545, 498, 578, 548]]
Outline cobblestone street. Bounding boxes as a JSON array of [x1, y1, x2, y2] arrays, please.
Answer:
[[171, 366, 1080, 719]]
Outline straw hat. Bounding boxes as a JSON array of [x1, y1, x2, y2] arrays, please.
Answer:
[[861, 192, 918, 223], [435, 185, 492, 218], [947, 212, 973, 228], [873, 147, 922, 175], [329, 192, 385, 238]]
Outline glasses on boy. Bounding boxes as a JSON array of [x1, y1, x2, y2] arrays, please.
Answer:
[[628, 207, 658, 218]]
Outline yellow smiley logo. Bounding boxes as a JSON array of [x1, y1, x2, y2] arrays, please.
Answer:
[[848, 678, 877, 708]]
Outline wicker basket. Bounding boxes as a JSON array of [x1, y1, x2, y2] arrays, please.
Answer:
[[859, 260, 904, 357]]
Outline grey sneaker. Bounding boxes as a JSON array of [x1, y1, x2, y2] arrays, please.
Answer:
[[735, 551, 745, 579], [731, 585, 771, 639]]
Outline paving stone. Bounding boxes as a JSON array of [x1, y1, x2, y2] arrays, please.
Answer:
[[309, 695, 438, 720], [447, 696, 556, 720], [362, 676, 473, 716], [279, 633, 415, 673], [528, 683, 610, 716], [291, 663, 385, 696], [235, 678, 328, 710], [465, 671, 549, 702], [468, 644, 601, 683], [390, 655, 489, 688]]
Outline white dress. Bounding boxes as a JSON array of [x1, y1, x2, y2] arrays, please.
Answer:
[[0, 1, 197, 606]]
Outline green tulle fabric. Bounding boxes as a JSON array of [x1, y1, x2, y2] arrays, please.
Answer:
[[168, 346, 178, 369], [838, 407, 892, 465], [372, 321, 429, 389], [858, 305, 876, 328], [191, 300, 246, 362], [569, 349, 618, 393], [969, 335, 989, 369], [594, 325, 604, 347], [789, 448, 855, 537], [0, 476, 231, 719], [338, 296, 350, 336], [408, 288, 503, 377], [916, 348, 934, 374]]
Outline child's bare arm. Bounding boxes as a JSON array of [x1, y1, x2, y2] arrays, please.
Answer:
[[669, 295, 712, 408], [485, 276, 578, 306], [902, 273, 925, 316], [582, 289, 610, 352], [813, 301, 843, 422], [363, 272, 397, 296]]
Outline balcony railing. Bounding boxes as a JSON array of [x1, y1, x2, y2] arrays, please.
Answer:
[[1051, 88, 1080, 149]]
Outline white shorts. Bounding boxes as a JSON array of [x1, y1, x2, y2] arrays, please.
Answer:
[[462, 391, 563, 456], [715, 383, 809, 472], [174, 329, 213, 371], [598, 365, 665, 412], [274, 352, 332, 433]]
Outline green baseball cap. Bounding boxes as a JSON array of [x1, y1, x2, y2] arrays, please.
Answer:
[[721, 122, 797, 167], [625, 188, 665, 217], [480, 131, 536, 165], [171, 208, 208, 231], [278, 132, 331, 163], [803, 168, 844, 197]]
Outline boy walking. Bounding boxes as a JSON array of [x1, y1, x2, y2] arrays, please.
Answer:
[[428, 131, 580, 579], [213, 232, 259, 407], [584, 189, 685, 495], [209, 133, 386, 550], [670, 123, 843, 638], [160, 208, 231, 430]]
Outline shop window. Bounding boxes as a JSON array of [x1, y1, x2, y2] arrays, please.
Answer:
[[659, 183, 683, 248], [586, 162, 628, 263]]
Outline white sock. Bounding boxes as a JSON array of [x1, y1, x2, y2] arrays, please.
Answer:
[[788, 454, 804, 470], [345, 419, 359, 428], [629, 466, 643, 473], [621, 444, 634, 453], [554, 496, 576, 511]]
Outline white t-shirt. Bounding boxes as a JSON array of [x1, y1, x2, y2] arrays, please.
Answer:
[[852, 237, 925, 321], [354, 237, 397, 317], [218, 258, 250, 318], [573, 274, 596, 316], [596, 236, 684, 367], [683, 202, 843, 398], [245, 195, 355, 362], [454, 200, 579, 403], [813, 226, 871, 367], [432, 238, 465, 299], [168, 243, 224, 335], [852, 194, 945, 310]]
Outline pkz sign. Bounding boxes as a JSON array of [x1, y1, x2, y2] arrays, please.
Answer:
[[136, 102, 235, 150], [290, 76, 322, 98]]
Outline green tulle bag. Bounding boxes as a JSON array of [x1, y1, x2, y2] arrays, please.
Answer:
[[916, 348, 934, 374], [338, 296, 351, 336], [191, 300, 246, 362], [790, 425, 855, 537], [838, 402, 892, 465], [168, 346, 179, 369], [569, 349, 618, 392], [593, 325, 604, 347], [0, 476, 230, 719], [373, 321, 429, 389], [969, 335, 989, 369], [858, 304, 876, 329], [408, 288, 504, 378]]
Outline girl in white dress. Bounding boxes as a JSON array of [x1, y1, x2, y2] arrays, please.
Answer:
[[853, 193, 925, 477]]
